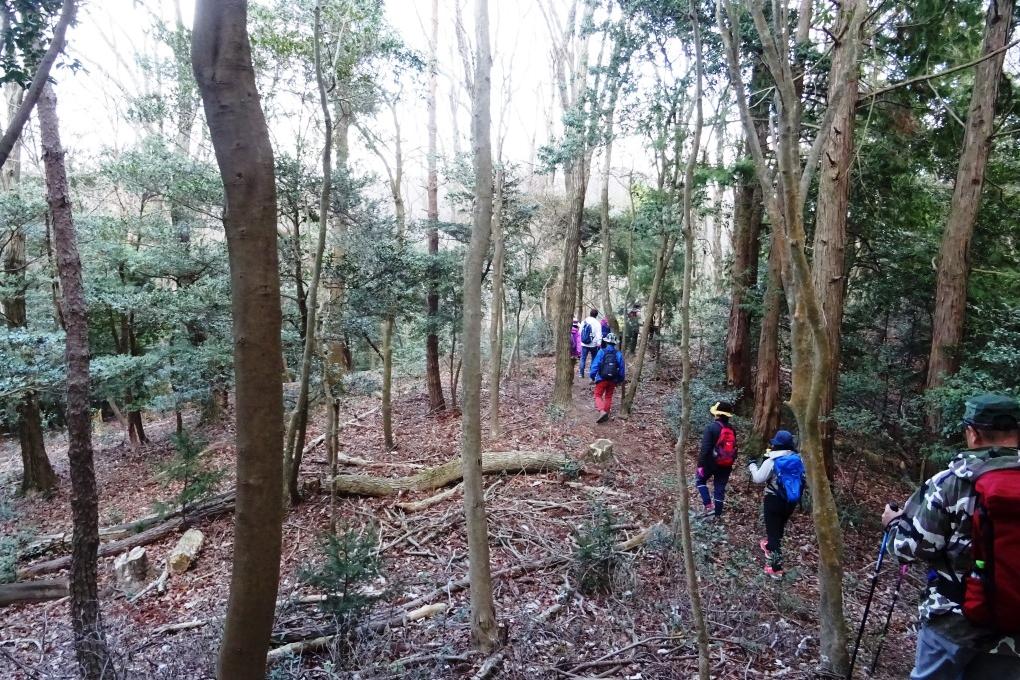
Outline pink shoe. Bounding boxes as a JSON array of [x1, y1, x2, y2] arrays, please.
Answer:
[[764, 565, 783, 579], [760, 538, 772, 559]]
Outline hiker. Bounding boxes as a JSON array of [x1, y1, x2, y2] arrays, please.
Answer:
[[589, 332, 625, 423], [696, 401, 737, 519], [625, 306, 640, 353], [748, 430, 804, 579], [570, 320, 581, 359], [882, 393, 1020, 679], [599, 317, 611, 348], [578, 308, 603, 378]]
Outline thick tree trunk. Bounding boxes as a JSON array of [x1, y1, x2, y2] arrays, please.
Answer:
[[2, 111, 57, 494], [284, 4, 334, 503], [192, 2, 286, 678], [38, 83, 115, 680], [724, 60, 768, 400], [426, 0, 446, 413], [552, 165, 587, 408], [812, 0, 863, 476], [462, 0, 499, 652], [751, 233, 782, 450], [488, 169, 506, 438], [620, 232, 675, 417], [599, 88, 620, 333], [926, 0, 1014, 422]]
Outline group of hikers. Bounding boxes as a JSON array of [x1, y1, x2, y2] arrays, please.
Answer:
[[694, 394, 1020, 678]]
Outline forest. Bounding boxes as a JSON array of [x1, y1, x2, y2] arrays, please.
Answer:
[[1, 0, 1019, 678]]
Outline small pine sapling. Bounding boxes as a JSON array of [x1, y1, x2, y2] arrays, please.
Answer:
[[572, 503, 622, 595], [299, 526, 383, 638], [154, 431, 224, 521]]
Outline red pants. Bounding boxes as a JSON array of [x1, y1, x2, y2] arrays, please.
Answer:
[[594, 380, 616, 412]]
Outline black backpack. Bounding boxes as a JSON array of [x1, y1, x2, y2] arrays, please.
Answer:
[[599, 351, 620, 381]]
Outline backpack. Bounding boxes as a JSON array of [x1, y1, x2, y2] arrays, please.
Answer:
[[581, 321, 594, 345], [599, 350, 620, 381], [962, 466, 1020, 633], [773, 454, 806, 505], [713, 423, 737, 468]]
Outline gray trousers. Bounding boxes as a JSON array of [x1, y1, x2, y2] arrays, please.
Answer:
[[911, 624, 1020, 680]]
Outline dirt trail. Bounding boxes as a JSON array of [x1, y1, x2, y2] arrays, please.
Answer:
[[0, 356, 919, 678]]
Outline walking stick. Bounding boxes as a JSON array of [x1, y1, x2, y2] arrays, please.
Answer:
[[867, 564, 909, 677], [847, 502, 899, 680]]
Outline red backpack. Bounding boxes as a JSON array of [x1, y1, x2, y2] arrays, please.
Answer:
[[963, 467, 1020, 633], [714, 423, 737, 468]]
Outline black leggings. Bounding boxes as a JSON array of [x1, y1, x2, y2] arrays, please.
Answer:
[[764, 494, 796, 567]]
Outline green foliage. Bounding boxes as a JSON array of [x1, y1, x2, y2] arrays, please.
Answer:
[[560, 458, 583, 481], [299, 527, 383, 631], [572, 503, 623, 595], [153, 431, 224, 518], [0, 535, 17, 584]]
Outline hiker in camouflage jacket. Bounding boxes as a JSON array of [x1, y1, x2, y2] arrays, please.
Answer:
[[883, 393, 1020, 679]]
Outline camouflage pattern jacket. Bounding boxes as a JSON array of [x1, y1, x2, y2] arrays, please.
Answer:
[[887, 446, 1020, 655]]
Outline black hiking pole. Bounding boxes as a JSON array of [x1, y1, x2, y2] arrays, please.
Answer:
[[847, 502, 899, 680], [867, 563, 909, 677]]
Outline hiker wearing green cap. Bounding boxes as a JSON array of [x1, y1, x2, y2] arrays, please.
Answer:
[[882, 393, 1020, 679], [696, 401, 738, 519]]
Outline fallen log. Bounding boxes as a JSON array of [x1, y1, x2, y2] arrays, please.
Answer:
[[0, 578, 68, 606], [18, 493, 235, 579], [395, 482, 463, 512], [21, 488, 235, 560], [332, 451, 568, 497]]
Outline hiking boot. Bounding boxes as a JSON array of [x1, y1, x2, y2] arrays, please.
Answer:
[[596, 410, 609, 423], [764, 565, 784, 579]]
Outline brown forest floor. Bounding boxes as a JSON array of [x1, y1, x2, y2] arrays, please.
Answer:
[[1, 354, 921, 679]]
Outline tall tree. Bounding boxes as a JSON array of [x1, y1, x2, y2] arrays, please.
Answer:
[[488, 166, 506, 438], [925, 0, 1015, 419], [192, 1, 286, 677], [425, 0, 446, 413], [673, 4, 710, 676], [461, 0, 499, 651], [3, 85, 56, 494], [751, 231, 782, 448], [284, 1, 336, 503], [718, 0, 867, 671], [38, 83, 115, 680]]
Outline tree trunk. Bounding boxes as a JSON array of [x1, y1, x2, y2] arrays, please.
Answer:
[[462, 0, 499, 652], [381, 314, 395, 450], [552, 163, 588, 408], [192, 2, 286, 678], [724, 60, 768, 400], [812, 0, 863, 476], [2, 95, 56, 495], [38, 83, 115, 680], [425, 0, 446, 413], [751, 232, 782, 450], [620, 232, 675, 417], [284, 2, 334, 504], [673, 8, 711, 676], [488, 168, 506, 438], [599, 133, 617, 333], [926, 0, 1014, 424]]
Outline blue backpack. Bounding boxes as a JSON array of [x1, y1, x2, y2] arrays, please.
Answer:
[[581, 321, 594, 345], [773, 454, 805, 505]]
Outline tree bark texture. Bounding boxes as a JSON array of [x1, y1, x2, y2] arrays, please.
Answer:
[[382, 314, 395, 450], [191, 2, 286, 678], [925, 0, 1014, 411], [38, 83, 115, 680], [724, 60, 768, 400], [812, 0, 864, 475], [751, 232, 782, 449], [488, 168, 506, 438], [425, 0, 446, 413], [462, 0, 499, 652], [552, 167, 587, 408]]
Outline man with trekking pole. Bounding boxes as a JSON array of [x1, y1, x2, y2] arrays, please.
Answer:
[[876, 394, 1020, 679]]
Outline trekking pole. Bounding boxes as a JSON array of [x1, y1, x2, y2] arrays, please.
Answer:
[[847, 502, 899, 680], [867, 563, 908, 677]]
